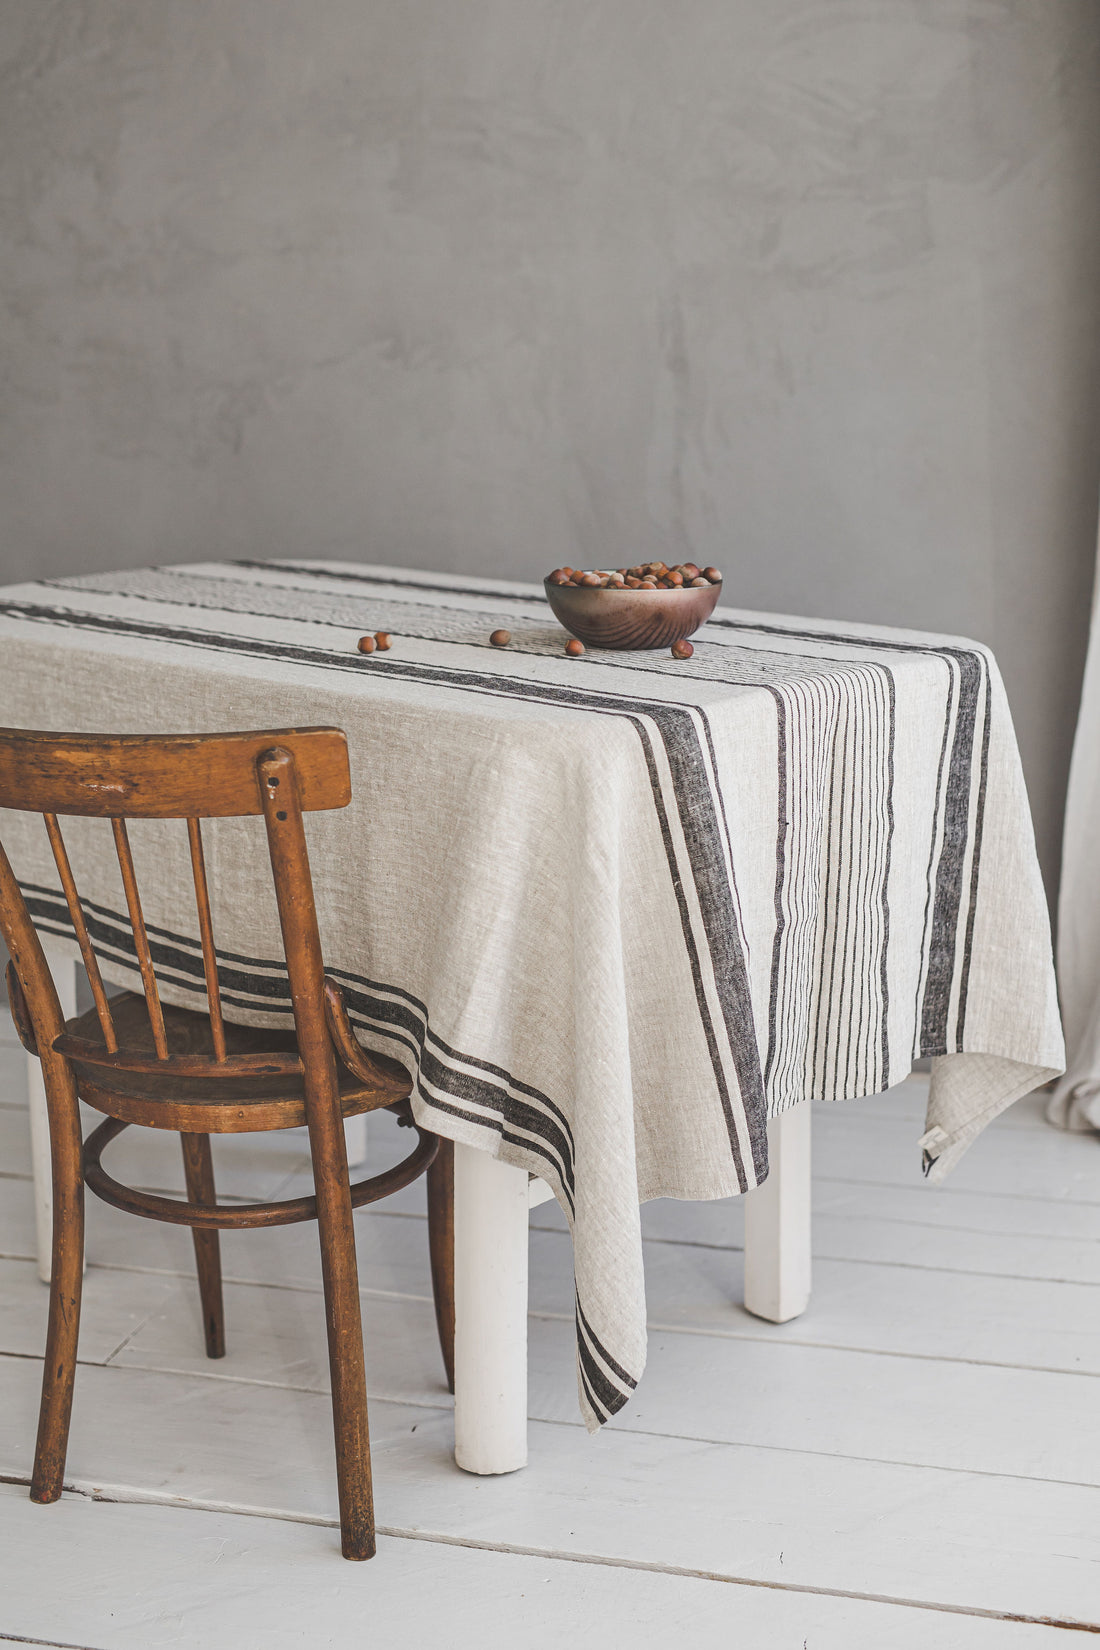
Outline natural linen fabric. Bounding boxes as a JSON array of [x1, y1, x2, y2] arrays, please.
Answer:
[[0, 561, 1063, 1429], [1047, 550, 1100, 1133]]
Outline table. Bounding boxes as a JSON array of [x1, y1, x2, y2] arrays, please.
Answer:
[[0, 560, 1063, 1469]]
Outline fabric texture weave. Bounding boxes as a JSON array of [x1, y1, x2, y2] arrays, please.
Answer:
[[0, 560, 1063, 1428]]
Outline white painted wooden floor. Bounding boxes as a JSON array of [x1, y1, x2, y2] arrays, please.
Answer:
[[1, 1008, 1099, 1647]]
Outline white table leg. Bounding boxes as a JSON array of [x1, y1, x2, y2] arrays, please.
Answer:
[[743, 1101, 812, 1323], [28, 942, 79, 1284], [452, 1142, 529, 1474], [343, 1113, 368, 1168]]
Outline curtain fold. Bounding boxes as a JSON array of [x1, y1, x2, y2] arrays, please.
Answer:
[[1048, 523, 1100, 1131]]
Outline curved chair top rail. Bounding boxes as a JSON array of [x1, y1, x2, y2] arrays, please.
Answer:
[[0, 724, 354, 1068], [0, 726, 351, 817]]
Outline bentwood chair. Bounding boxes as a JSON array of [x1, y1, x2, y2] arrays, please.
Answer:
[[0, 726, 456, 1561]]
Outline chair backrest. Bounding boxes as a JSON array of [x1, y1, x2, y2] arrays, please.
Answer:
[[0, 727, 351, 1076]]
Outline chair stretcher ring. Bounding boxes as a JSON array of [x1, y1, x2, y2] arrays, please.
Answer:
[[81, 1114, 439, 1231]]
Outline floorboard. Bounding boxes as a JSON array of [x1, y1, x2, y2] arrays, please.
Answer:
[[0, 1485, 1093, 1650], [2, 1017, 1100, 1642], [0, 1358, 1098, 1625]]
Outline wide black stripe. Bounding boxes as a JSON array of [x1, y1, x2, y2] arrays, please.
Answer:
[[574, 1308, 631, 1420], [575, 1295, 638, 1393], [762, 687, 789, 1094], [818, 676, 850, 1099], [879, 666, 896, 1088], [626, 724, 752, 1186], [231, 559, 551, 605], [801, 677, 830, 1098], [575, 1358, 610, 1425], [954, 663, 992, 1046], [912, 659, 956, 1059], [657, 710, 766, 1178], [45, 570, 874, 691], [918, 650, 986, 1055], [574, 1338, 612, 1425], [337, 985, 578, 1205], [28, 865, 578, 1152], [22, 883, 578, 1207], [695, 708, 748, 959]]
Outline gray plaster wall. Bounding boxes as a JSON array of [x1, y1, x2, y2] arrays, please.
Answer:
[[2, 2, 1099, 895]]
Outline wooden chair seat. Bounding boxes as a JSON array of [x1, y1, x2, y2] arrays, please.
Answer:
[[53, 990, 412, 1133]]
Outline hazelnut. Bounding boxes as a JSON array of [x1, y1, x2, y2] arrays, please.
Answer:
[[671, 639, 694, 659], [548, 569, 570, 586], [680, 563, 701, 581], [666, 570, 684, 586], [689, 576, 709, 587], [374, 632, 392, 650], [490, 629, 511, 647], [579, 572, 601, 587], [625, 576, 642, 588], [564, 638, 585, 656], [702, 567, 722, 583], [357, 635, 376, 653]]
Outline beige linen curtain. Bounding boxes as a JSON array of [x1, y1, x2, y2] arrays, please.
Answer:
[[1048, 527, 1100, 1130]]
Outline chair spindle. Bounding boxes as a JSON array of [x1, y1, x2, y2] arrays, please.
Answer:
[[110, 817, 168, 1060], [43, 812, 118, 1054], [186, 817, 227, 1063]]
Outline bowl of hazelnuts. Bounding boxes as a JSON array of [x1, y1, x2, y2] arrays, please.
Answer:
[[544, 562, 722, 650]]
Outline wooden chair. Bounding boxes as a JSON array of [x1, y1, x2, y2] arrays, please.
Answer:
[[0, 726, 456, 1561]]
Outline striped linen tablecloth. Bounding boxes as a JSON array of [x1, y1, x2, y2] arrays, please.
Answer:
[[0, 561, 1063, 1428]]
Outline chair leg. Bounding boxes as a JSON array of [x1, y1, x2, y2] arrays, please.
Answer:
[[427, 1137, 455, 1394], [180, 1134, 225, 1359], [30, 1068, 85, 1505], [311, 1120, 375, 1560]]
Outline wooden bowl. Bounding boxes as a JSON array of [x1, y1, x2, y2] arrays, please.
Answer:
[[543, 578, 721, 649]]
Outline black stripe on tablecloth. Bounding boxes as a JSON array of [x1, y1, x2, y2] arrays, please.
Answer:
[[954, 662, 991, 1047], [21, 883, 633, 1419], [576, 1293, 638, 1392], [0, 594, 767, 1188], [21, 882, 578, 1210], [878, 665, 896, 1084], [798, 677, 840, 1101], [711, 614, 988, 1060], [911, 657, 956, 1059], [574, 1294, 636, 1423], [917, 650, 986, 1055], [762, 687, 788, 1097], [231, 558, 551, 604]]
